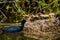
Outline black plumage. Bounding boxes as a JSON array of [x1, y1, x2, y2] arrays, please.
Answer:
[[33, 17, 40, 21], [0, 19, 26, 33]]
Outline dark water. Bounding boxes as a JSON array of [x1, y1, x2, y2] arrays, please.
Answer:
[[0, 25, 36, 40], [0, 31, 37, 40]]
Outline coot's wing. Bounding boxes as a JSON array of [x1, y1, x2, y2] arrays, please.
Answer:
[[1, 26, 21, 32]]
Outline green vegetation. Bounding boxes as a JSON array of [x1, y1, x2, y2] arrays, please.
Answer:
[[0, 0, 60, 22]]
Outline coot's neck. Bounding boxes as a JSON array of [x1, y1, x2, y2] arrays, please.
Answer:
[[21, 19, 26, 27], [21, 24, 24, 27]]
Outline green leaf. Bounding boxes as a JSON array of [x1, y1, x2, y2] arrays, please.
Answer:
[[26, 0, 29, 2], [6, 5, 10, 10]]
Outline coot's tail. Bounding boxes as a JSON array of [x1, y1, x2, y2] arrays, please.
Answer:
[[0, 28, 2, 30], [0, 28, 3, 34]]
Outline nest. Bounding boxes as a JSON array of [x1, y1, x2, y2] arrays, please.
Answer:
[[23, 17, 60, 40]]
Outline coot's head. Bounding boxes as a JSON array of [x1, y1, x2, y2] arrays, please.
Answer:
[[21, 19, 26, 26], [33, 17, 39, 21]]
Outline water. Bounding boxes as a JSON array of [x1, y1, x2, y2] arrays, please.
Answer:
[[0, 26, 37, 40], [0, 31, 37, 40]]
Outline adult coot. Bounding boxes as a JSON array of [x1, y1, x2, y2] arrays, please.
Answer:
[[0, 19, 26, 33]]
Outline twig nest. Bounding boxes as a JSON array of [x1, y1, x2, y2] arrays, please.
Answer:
[[23, 16, 60, 39]]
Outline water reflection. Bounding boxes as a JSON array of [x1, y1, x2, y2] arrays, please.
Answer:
[[0, 31, 37, 40], [0, 32, 24, 40]]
